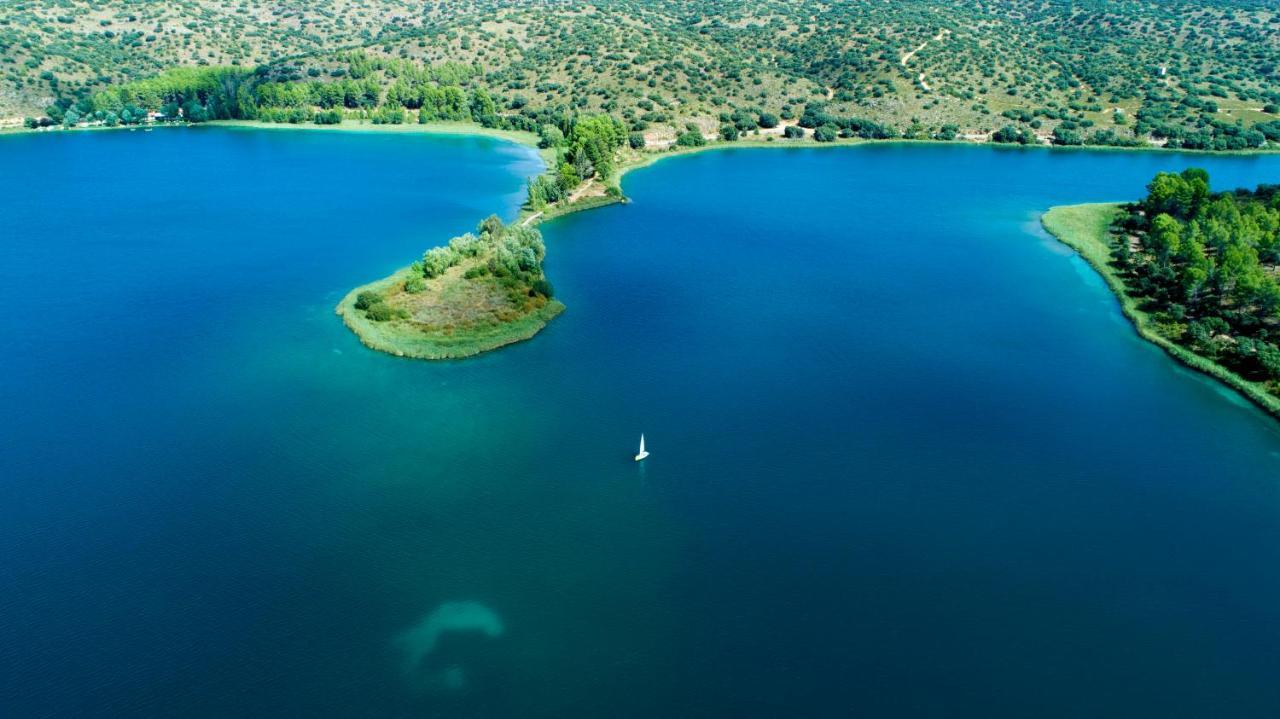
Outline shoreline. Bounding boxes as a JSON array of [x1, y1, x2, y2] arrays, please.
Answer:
[[22, 118, 1275, 368], [335, 268, 565, 360], [8, 117, 1280, 160], [1041, 203, 1280, 422], [330, 124, 1280, 363], [202, 119, 542, 148]]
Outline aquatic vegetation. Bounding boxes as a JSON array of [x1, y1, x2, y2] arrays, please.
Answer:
[[396, 601, 505, 674]]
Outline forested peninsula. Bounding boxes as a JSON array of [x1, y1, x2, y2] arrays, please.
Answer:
[[1044, 169, 1280, 419]]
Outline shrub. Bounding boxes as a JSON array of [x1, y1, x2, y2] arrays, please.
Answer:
[[404, 276, 426, 293], [813, 124, 839, 142], [530, 279, 555, 298], [719, 124, 739, 141], [538, 124, 565, 148], [354, 291, 383, 310], [366, 303, 396, 322], [449, 233, 481, 257], [676, 129, 706, 147], [1052, 127, 1083, 146], [991, 125, 1035, 145], [783, 125, 805, 139], [628, 132, 646, 149], [758, 112, 779, 129], [422, 246, 458, 278]]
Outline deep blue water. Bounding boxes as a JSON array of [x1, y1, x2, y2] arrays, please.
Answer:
[[3, 130, 1280, 718]]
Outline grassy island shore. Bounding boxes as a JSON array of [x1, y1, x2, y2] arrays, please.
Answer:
[[337, 214, 563, 360], [1043, 202, 1280, 421], [336, 269, 564, 360]]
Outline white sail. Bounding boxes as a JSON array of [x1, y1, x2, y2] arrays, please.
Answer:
[[634, 434, 649, 461]]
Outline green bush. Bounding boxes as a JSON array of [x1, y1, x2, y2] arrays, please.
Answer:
[[449, 233, 482, 257], [676, 129, 706, 147], [783, 125, 805, 139], [366, 302, 396, 322], [814, 124, 839, 142], [422, 246, 459, 278], [530, 278, 555, 298], [404, 276, 426, 293], [354, 291, 383, 310], [538, 124, 565, 148]]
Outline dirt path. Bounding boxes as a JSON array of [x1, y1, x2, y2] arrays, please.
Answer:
[[568, 181, 601, 203], [900, 30, 948, 91]]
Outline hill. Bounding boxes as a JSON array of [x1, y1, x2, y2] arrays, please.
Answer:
[[4, 0, 1280, 149]]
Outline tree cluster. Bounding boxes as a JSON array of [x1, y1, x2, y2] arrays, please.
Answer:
[[1118, 169, 1280, 391], [413, 215, 554, 304]]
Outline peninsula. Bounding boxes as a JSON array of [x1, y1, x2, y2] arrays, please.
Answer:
[[1043, 169, 1280, 419]]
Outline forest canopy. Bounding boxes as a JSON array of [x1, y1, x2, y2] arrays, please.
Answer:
[[1115, 169, 1280, 394]]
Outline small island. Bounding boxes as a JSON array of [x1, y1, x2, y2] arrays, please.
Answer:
[[1043, 169, 1280, 418], [337, 215, 563, 359]]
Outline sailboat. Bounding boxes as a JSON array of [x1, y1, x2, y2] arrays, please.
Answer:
[[634, 434, 649, 462]]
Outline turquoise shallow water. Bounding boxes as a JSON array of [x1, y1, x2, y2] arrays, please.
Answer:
[[3, 130, 1280, 717]]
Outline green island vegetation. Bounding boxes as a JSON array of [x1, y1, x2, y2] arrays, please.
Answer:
[[1043, 169, 1280, 418], [337, 214, 563, 359], [4, 1, 1280, 151], [336, 112, 631, 358]]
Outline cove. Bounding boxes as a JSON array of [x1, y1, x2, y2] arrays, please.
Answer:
[[2, 130, 1280, 718]]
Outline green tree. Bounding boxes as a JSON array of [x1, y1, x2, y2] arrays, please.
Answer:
[[470, 87, 498, 126], [676, 129, 706, 147], [354, 291, 383, 310], [539, 124, 565, 148]]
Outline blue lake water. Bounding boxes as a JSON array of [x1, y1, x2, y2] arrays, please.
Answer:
[[3, 129, 1280, 717]]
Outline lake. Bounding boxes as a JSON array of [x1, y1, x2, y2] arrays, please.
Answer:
[[2, 129, 1279, 717]]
